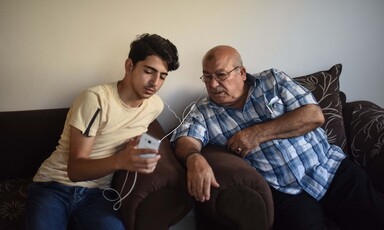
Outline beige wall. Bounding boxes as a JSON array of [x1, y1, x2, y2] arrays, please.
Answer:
[[1, 0, 383, 131]]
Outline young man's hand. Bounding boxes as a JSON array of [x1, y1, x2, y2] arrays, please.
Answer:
[[117, 136, 161, 174]]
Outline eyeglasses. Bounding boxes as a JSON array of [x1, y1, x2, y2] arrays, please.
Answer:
[[200, 66, 241, 83]]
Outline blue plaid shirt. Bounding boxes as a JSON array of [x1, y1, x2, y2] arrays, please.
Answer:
[[171, 68, 346, 200]]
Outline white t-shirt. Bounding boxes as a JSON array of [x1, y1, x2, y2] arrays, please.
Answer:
[[33, 82, 163, 188]]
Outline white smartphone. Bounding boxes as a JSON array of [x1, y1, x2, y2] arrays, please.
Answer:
[[137, 133, 161, 158]]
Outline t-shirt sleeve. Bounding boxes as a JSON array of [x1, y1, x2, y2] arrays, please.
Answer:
[[68, 90, 101, 137]]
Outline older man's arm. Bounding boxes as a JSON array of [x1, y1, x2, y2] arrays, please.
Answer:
[[174, 136, 220, 202], [228, 104, 325, 157]]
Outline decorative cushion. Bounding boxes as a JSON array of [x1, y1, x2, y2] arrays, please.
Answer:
[[349, 103, 384, 166], [348, 103, 384, 193], [293, 64, 347, 152], [0, 179, 31, 229]]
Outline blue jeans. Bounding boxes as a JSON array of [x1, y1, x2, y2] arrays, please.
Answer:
[[26, 181, 125, 230]]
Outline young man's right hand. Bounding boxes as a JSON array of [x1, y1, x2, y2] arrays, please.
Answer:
[[117, 136, 161, 174]]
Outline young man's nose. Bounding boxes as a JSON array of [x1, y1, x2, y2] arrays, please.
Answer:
[[149, 74, 161, 86]]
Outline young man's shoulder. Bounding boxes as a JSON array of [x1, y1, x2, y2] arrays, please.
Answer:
[[86, 82, 116, 94], [70, 82, 116, 109], [76, 82, 117, 101]]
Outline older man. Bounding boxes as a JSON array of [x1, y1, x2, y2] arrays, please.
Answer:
[[171, 45, 384, 229]]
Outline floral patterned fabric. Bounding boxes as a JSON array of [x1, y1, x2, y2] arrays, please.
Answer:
[[0, 179, 31, 229], [348, 102, 384, 193], [349, 103, 384, 166], [293, 64, 347, 153]]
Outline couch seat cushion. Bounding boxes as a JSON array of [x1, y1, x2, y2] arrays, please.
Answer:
[[0, 179, 31, 229]]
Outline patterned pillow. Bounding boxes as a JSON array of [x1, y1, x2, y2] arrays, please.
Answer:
[[348, 103, 384, 193], [293, 64, 347, 152], [349, 103, 384, 166]]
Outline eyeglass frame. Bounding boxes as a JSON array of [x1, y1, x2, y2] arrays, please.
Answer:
[[200, 66, 242, 83]]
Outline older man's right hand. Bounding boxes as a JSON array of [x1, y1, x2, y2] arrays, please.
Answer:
[[186, 153, 220, 202]]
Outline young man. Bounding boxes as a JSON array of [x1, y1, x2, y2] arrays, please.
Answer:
[[26, 33, 179, 230], [171, 45, 384, 229]]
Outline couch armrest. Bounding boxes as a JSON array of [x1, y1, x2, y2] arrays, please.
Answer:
[[112, 120, 193, 230], [195, 144, 274, 230], [342, 101, 384, 193]]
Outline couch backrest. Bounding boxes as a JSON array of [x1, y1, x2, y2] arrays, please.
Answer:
[[293, 64, 348, 153], [0, 108, 69, 180]]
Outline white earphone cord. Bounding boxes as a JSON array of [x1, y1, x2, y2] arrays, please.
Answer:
[[103, 92, 204, 209]]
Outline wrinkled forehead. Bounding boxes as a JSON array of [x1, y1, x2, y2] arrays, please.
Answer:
[[202, 54, 234, 72]]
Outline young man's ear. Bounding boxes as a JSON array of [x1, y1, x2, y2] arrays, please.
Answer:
[[125, 58, 133, 74]]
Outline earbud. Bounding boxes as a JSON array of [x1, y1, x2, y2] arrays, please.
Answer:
[[190, 104, 196, 111]]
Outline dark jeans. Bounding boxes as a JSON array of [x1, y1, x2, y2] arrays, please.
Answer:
[[26, 181, 125, 230], [271, 158, 384, 230]]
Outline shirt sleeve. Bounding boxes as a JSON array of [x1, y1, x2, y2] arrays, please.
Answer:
[[68, 90, 101, 137], [170, 107, 208, 146]]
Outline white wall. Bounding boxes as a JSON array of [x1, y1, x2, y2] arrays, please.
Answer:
[[1, 0, 383, 131]]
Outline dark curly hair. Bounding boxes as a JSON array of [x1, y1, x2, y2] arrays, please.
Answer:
[[128, 33, 179, 71]]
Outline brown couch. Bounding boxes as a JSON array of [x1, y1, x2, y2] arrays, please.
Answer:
[[191, 64, 384, 229], [0, 110, 193, 230], [1, 64, 383, 230]]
